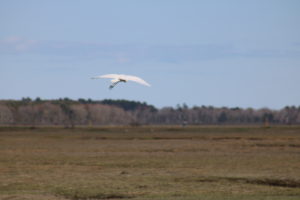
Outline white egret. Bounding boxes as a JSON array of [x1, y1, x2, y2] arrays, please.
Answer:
[[91, 74, 151, 89]]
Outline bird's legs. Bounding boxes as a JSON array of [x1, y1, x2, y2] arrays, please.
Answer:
[[109, 81, 120, 89], [109, 79, 126, 89]]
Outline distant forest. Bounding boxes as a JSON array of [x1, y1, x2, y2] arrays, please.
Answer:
[[0, 98, 299, 126]]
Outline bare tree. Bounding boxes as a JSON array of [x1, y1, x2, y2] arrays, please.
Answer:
[[0, 104, 13, 125]]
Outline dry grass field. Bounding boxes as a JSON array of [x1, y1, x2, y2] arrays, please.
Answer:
[[0, 126, 300, 200]]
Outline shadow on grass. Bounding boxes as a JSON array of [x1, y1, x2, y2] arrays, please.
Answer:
[[54, 188, 135, 200], [175, 176, 300, 188]]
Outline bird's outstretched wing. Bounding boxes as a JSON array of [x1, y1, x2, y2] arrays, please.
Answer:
[[91, 74, 120, 79], [121, 74, 151, 87]]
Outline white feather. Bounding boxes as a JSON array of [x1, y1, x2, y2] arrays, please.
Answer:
[[91, 74, 151, 89]]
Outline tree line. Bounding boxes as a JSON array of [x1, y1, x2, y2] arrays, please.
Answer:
[[0, 98, 299, 126]]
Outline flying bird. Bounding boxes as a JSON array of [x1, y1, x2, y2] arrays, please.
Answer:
[[91, 74, 151, 89]]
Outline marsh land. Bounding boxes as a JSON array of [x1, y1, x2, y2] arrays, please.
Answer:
[[0, 126, 300, 200]]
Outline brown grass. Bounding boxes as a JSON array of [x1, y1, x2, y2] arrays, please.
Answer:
[[0, 126, 300, 200]]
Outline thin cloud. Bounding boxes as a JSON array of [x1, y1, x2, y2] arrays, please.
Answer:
[[0, 36, 38, 53], [1, 37, 299, 63]]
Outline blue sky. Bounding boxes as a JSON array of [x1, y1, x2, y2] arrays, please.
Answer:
[[0, 0, 300, 109]]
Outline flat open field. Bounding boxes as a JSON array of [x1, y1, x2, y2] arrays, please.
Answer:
[[0, 126, 300, 200]]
